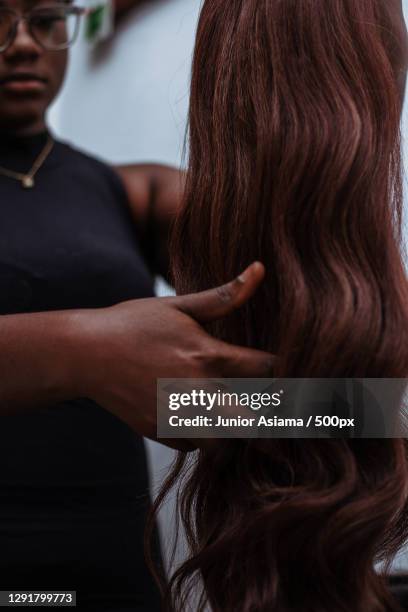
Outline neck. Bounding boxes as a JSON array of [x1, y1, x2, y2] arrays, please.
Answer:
[[0, 116, 47, 139], [0, 125, 52, 170]]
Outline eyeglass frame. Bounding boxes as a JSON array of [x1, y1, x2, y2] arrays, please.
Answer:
[[0, 3, 89, 53]]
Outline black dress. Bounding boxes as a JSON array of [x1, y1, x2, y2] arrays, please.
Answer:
[[0, 131, 162, 611]]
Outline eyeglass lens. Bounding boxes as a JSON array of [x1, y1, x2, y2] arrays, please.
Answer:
[[0, 6, 80, 51]]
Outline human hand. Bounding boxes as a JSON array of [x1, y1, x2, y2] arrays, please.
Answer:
[[72, 262, 273, 449]]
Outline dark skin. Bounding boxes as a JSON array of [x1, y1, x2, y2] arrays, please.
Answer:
[[0, 0, 273, 452]]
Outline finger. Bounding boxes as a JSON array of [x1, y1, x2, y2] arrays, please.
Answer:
[[174, 262, 265, 323], [214, 340, 277, 377]]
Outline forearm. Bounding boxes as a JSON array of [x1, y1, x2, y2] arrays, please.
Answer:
[[0, 310, 86, 413], [0, 264, 272, 452]]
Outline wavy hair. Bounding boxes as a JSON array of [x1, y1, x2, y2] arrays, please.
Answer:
[[151, 1, 408, 610]]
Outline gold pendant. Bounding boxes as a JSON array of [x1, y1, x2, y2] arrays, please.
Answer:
[[22, 176, 34, 189]]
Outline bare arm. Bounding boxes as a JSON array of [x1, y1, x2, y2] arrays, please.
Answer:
[[115, 163, 185, 281], [0, 264, 273, 451], [0, 309, 83, 413]]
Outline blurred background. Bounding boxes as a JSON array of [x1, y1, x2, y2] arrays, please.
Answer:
[[47, 0, 408, 572]]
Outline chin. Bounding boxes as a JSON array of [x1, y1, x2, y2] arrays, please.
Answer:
[[0, 105, 46, 132]]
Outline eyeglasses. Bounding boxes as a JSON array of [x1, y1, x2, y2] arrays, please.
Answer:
[[0, 4, 87, 52]]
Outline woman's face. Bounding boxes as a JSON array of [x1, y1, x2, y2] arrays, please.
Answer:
[[0, 0, 68, 133]]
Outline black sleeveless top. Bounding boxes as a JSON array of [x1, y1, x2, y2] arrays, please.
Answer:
[[0, 131, 162, 610]]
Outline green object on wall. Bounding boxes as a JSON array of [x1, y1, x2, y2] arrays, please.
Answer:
[[85, 5, 106, 41]]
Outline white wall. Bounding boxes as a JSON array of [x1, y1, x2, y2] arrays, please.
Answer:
[[49, 0, 201, 165], [48, 0, 408, 573]]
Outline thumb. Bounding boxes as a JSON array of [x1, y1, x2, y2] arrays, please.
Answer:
[[174, 262, 265, 323]]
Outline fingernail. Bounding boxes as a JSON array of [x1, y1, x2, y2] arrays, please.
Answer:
[[237, 264, 252, 284], [238, 261, 264, 284]]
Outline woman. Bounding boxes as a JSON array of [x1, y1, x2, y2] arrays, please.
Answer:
[[0, 0, 273, 608], [153, 0, 408, 610]]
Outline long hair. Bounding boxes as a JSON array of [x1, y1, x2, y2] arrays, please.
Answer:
[[152, 1, 408, 610]]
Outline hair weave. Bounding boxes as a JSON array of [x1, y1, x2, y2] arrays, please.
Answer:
[[151, 2, 408, 610]]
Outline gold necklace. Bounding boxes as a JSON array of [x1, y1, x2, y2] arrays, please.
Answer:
[[0, 135, 54, 189]]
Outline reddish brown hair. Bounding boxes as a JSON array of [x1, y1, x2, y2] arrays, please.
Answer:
[[153, 1, 408, 610]]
